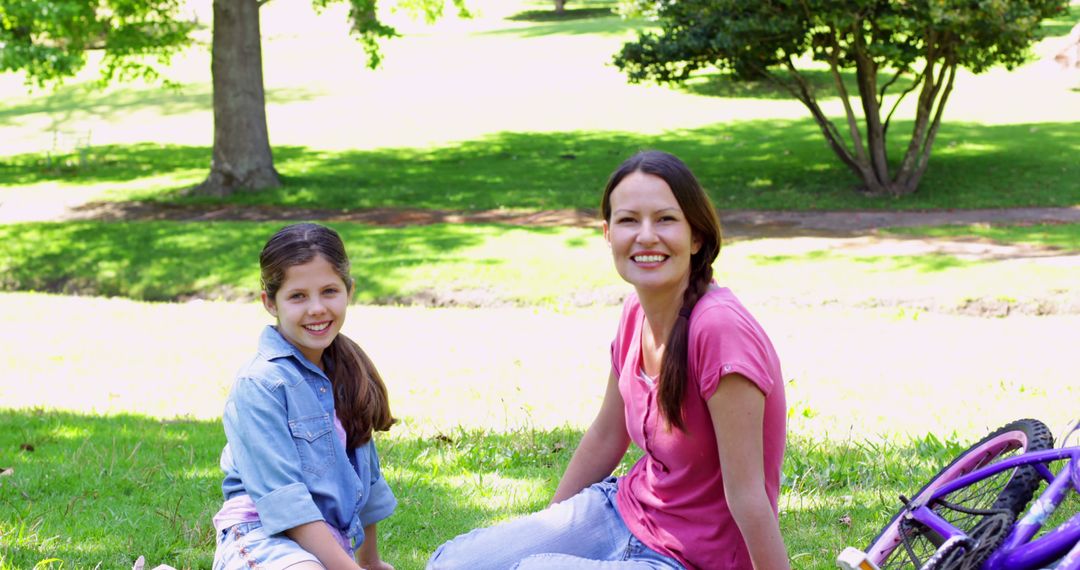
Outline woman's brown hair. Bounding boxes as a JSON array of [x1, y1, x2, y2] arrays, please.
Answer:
[[601, 151, 722, 431], [260, 223, 395, 446]]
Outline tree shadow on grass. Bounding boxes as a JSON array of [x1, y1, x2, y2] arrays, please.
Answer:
[[1, 120, 1077, 215], [1039, 3, 1080, 38], [0, 220, 514, 302], [678, 68, 917, 102], [507, 7, 615, 23], [0, 83, 320, 130]]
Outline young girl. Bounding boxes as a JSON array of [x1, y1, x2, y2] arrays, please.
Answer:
[[428, 151, 789, 569], [213, 223, 397, 570]]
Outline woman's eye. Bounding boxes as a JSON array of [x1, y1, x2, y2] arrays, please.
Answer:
[[617, 217, 636, 224]]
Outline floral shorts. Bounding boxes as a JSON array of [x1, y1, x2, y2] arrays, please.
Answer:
[[213, 521, 319, 570]]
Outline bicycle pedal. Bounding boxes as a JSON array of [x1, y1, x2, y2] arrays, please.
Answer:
[[836, 547, 882, 570]]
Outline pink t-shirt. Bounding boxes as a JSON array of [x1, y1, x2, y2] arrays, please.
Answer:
[[612, 287, 786, 570]]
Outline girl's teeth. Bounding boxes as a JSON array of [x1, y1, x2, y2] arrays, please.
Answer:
[[305, 322, 330, 332]]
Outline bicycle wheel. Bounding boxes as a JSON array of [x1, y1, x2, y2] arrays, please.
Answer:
[[866, 418, 1054, 569]]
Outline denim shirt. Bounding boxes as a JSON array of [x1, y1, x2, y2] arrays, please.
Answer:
[[218, 326, 396, 543]]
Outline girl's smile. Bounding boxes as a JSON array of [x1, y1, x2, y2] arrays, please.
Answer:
[[261, 254, 350, 367]]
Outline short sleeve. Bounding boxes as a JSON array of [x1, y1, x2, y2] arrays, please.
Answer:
[[691, 305, 776, 401], [223, 377, 323, 535]]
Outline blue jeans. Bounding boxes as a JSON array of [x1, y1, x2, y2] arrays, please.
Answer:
[[213, 521, 320, 570], [427, 477, 684, 570]]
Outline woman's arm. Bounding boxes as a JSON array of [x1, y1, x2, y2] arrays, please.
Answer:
[[707, 373, 790, 570], [551, 370, 631, 504], [285, 521, 362, 570], [355, 523, 394, 570]]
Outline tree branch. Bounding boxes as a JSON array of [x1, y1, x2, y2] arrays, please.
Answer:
[[882, 68, 924, 137], [909, 58, 957, 189], [828, 28, 869, 167], [781, 58, 871, 183]]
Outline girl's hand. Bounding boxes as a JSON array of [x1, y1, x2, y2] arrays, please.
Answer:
[[358, 560, 394, 570]]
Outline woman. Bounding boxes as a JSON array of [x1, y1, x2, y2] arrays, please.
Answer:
[[429, 151, 788, 569]]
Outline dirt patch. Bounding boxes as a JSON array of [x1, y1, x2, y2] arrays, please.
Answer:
[[60, 200, 1080, 236]]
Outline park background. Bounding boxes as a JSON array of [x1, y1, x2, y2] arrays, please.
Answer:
[[1, 0, 1078, 568]]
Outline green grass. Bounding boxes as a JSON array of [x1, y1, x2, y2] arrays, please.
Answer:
[[883, 222, 1080, 251], [0, 408, 994, 570], [0, 221, 620, 303], [3, 220, 1077, 304], [3, 118, 1079, 212]]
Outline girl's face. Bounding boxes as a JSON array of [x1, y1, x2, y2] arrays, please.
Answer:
[[603, 171, 701, 297], [262, 254, 350, 367]]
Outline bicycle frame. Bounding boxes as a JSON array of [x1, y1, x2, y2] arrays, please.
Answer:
[[903, 447, 1080, 570]]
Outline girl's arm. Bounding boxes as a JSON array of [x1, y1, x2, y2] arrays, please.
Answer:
[[285, 521, 362, 570], [355, 523, 394, 570], [707, 373, 790, 570], [551, 370, 631, 504]]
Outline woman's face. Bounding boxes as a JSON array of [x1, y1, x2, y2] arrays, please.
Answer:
[[603, 171, 701, 297]]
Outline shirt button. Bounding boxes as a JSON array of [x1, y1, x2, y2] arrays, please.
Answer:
[[320, 387, 327, 393]]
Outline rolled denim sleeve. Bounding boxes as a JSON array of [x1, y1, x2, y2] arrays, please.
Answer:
[[223, 376, 323, 535], [357, 440, 396, 526]]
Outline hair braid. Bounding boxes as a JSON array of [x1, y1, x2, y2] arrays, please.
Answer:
[[658, 265, 713, 431], [600, 150, 723, 432]]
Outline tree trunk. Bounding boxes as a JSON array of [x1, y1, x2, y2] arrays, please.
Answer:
[[192, 0, 280, 197], [554, 0, 566, 14]]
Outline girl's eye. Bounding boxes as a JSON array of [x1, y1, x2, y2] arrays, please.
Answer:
[[290, 293, 305, 300], [323, 288, 338, 295]]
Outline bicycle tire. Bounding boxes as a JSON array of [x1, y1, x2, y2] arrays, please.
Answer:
[[865, 418, 1054, 569]]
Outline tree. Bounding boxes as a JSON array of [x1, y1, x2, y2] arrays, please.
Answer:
[[614, 0, 1068, 197], [1, 0, 468, 196], [0, 0, 194, 86], [554, 0, 567, 15]]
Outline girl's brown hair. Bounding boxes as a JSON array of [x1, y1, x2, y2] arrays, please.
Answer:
[[260, 223, 395, 446], [601, 151, 722, 431]]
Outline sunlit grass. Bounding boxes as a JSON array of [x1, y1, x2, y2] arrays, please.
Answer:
[[883, 222, 1080, 251], [2, 221, 1077, 308], [1, 405, 1073, 569]]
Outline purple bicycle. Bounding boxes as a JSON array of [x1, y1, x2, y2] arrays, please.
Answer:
[[837, 418, 1080, 570]]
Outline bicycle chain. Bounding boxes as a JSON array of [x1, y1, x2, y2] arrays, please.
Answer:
[[937, 511, 1015, 570]]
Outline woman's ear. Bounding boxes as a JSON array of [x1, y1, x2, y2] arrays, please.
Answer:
[[261, 291, 277, 317]]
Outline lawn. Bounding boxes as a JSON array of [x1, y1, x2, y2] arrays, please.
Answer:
[[1, 0, 1079, 568], [4, 408, 1023, 570], [2, 292, 1078, 569]]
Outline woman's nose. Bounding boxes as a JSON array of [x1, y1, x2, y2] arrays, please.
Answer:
[[636, 221, 658, 244]]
